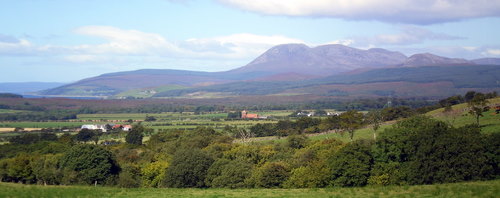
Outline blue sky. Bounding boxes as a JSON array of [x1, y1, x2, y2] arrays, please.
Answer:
[[1, 0, 500, 82]]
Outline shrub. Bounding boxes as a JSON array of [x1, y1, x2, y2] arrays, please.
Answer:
[[248, 161, 290, 188], [372, 116, 494, 185], [59, 144, 120, 185], [205, 158, 252, 188], [163, 148, 214, 188], [141, 161, 168, 188], [328, 140, 373, 187]]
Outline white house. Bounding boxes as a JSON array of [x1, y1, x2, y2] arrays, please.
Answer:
[[81, 124, 108, 132]]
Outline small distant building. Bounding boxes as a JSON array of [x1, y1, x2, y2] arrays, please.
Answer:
[[122, 125, 133, 131], [81, 124, 132, 132], [327, 112, 340, 116], [241, 110, 260, 119], [296, 112, 314, 117], [81, 124, 107, 132]]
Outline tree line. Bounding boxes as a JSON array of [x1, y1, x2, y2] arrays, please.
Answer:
[[0, 115, 498, 188]]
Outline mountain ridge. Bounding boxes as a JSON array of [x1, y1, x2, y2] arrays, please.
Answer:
[[39, 43, 500, 98]]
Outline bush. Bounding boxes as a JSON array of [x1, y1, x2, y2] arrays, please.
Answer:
[[118, 164, 141, 188], [286, 134, 309, 149], [141, 161, 168, 188], [59, 144, 120, 185], [328, 140, 373, 187], [125, 125, 144, 145], [163, 148, 214, 188], [248, 161, 290, 188], [205, 158, 252, 188], [372, 116, 494, 185], [284, 160, 330, 188]]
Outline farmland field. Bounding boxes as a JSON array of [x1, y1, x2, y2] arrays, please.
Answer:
[[1, 179, 498, 198], [427, 97, 500, 134]]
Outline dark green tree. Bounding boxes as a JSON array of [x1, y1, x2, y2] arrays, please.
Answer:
[[372, 116, 494, 185], [6, 154, 35, 184], [125, 125, 144, 145], [117, 164, 141, 188], [464, 91, 477, 102], [32, 154, 62, 185], [328, 140, 373, 187], [205, 158, 252, 188], [145, 115, 157, 122], [249, 161, 290, 188], [163, 148, 214, 188], [75, 128, 97, 143], [286, 134, 309, 149], [59, 144, 120, 185]]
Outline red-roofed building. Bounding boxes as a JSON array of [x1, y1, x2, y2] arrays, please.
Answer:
[[241, 110, 259, 119]]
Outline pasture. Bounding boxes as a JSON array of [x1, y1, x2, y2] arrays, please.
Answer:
[[0, 179, 498, 198]]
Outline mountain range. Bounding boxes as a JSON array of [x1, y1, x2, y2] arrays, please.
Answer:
[[39, 44, 500, 99]]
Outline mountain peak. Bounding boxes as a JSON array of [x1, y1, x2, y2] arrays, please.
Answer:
[[247, 43, 310, 65], [233, 44, 407, 75], [403, 53, 473, 67]]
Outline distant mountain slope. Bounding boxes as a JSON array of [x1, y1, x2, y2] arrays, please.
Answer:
[[40, 69, 270, 96], [0, 82, 66, 94], [154, 65, 500, 98], [402, 53, 473, 67], [472, 58, 500, 65], [39, 43, 500, 97], [229, 44, 407, 75]]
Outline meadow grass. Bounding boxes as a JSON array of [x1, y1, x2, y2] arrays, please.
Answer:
[[0, 109, 29, 114], [0, 121, 93, 129], [427, 97, 500, 134], [0, 179, 498, 198]]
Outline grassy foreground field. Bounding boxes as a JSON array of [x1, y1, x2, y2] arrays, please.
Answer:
[[1, 179, 499, 198]]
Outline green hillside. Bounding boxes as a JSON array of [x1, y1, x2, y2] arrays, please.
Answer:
[[427, 97, 500, 134], [115, 85, 187, 98]]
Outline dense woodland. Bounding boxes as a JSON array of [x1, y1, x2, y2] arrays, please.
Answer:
[[0, 91, 498, 188], [0, 116, 498, 188]]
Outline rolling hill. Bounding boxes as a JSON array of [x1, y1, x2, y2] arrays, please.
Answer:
[[39, 43, 500, 98], [154, 65, 500, 98]]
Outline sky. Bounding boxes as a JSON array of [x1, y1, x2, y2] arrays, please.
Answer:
[[1, 0, 500, 83]]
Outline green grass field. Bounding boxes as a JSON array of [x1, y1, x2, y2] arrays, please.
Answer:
[[0, 109, 29, 114], [1, 179, 498, 198], [427, 97, 500, 134], [115, 85, 187, 98], [0, 121, 102, 129]]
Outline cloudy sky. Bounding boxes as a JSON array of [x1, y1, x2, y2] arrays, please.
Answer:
[[1, 0, 500, 82]]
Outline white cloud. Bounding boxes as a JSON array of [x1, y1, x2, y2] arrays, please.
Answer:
[[323, 39, 354, 46], [0, 26, 305, 67], [217, 0, 500, 24], [183, 33, 305, 58], [483, 49, 500, 56], [71, 26, 305, 60], [73, 26, 185, 55], [360, 26, 463, 46], [0, 38, 35, 55], [391, 45, 500, 59]]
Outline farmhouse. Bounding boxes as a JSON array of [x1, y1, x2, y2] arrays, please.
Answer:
[[81, 124, 108, 132], [122, 125, 132, 131], [241, 110, 267, 119], [81, 124, 132, 132]]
